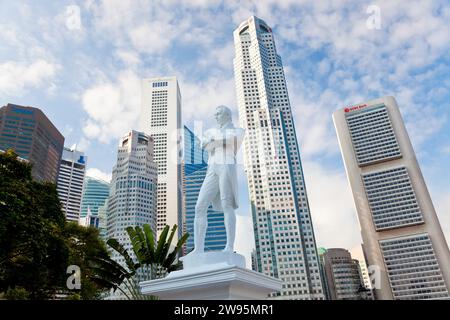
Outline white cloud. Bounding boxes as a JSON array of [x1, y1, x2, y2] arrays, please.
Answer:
[[129, 23, 174, 54], [181, 76, 236, 123], [86, 168, 112, 183], [81, 69, 141, 143], [0, 60, 58, 96], [442, 146, 450, 155], [198, 41, 235, 70], [302, 160, 362, 249], [115, 50, 141, 67]]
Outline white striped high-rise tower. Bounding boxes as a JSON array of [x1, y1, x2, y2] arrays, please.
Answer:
[[233, 16, 324, 299], [57, 147, 86, 222], [140, 77, 183, 240]]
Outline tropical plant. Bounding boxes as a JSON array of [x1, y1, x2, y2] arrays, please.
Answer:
[[126, 224, 189, 278], [89, 224, 189, 300], [89, 246, 146, 300]]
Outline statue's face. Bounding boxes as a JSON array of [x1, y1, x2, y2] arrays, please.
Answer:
[[214, 107, 230, 126]]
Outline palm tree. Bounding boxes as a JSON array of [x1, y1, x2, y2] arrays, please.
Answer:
[[89, 224, 188, 300], [126, 224, 189, 279]]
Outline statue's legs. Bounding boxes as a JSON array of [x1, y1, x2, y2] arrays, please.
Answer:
[[218, 165, 236, 253], [192, 169, 219, 254], [221, 202, 235, 252]]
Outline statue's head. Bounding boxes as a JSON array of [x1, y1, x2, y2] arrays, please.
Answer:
[[214, 105, 232, 127]]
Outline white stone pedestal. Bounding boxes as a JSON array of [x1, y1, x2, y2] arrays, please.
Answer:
[[140, 252, 282, 300]]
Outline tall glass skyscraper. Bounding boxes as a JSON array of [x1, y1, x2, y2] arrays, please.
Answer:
[[0, 103, 64, 183], [80, 176, 110, 230], [182, 126, 226, 253], [333, 96, 450, 300], [233, 16, 324, 299]]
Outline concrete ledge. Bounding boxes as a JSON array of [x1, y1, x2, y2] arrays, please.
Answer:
[[140, 266, 282, 300]]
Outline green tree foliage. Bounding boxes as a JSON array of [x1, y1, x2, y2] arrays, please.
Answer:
[[4, 286, 30, 300], [0, 150, 68, 299], [0, 150, 110, 299], [63, 222, 110, 299]]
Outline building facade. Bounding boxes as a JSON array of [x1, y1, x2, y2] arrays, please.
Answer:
[[106, 131, 158, 269], [350, 244, 374, 299], [317, 247, 331, 299], [182, 126, 226, 254], [322, 248, 366, 300], [333, 96, 450, 300], [140, 77, 182, 240], [56, 147, 87, 222], [80, 176, 110, 231], [0, 103, 64, 182], [233, 16, 324, 299]]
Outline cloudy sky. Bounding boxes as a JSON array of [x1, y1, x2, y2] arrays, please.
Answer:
[[1, 0, 450, 263]]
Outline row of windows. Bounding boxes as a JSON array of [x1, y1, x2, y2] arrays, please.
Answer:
[[346, 105, 402, 166], [380, 233, 449, 300], [152, 81, 168, 87], [362, 166, 424, 230]]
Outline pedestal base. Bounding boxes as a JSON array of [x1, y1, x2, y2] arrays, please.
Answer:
[[178, 251, 246, 272], [140, 266, 282, 300], [140, 252, 282, 300]]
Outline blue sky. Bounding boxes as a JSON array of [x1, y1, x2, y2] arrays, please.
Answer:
[[1, 0, 450, 261]]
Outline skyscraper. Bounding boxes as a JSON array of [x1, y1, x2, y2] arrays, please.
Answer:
[[317, 247, 331, 299], [182, 126, 226, 253], [141, 77, 182, 240], [233, 16, 324, 299], [106, 131, 158, 267], [0, 103, 64, 182], [333, 96, 450, 300], [80, 176, 110, 229], [321, 248, 366, 300], [350, 245, 374, 299], [56, 147, 87, 222]]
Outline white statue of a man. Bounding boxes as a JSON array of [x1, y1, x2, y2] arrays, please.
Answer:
[[190, 105, 245, 255]]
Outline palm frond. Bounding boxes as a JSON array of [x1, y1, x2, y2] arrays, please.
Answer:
[[106, 238, 140, 271]]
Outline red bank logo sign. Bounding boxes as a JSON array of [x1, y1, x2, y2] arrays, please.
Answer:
[[344, 104, 368, 113]]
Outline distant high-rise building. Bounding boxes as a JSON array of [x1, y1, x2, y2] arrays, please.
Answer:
[[97, 202, 109, 239], [56, 147, 87, 222], [141, 77, 182, 240], [106, 131, 158, 269], [182, 126, 226, 254], [79, 206, 95, 228], [333, 96, 450, 300], [350, 245, 374, 299], [0, 103, 64, 182], [251, 249, 258, 272], [233, 16, 324, 299], [321, 248, 366, 300], [80, 176, 110, 229], [317, 248, 331, 300]]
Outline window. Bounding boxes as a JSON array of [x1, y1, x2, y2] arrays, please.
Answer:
[[362, 166, 424, 230], [346, 105, 402, 166]]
